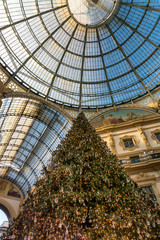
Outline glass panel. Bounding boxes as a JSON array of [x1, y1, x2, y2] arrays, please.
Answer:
[[155, 133, 160, 141], [130, 155, 140, 163], [0, 97, 71, 195], [123, 138, 134, 148], [0, 0, 159, 108]]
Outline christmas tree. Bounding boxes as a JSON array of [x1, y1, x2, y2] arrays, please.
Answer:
[[6, 112, 160, 239]]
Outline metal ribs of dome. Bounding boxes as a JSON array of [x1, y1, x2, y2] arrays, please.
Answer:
[[0, 0, 160, 109], [67, 0, 120, 27], [0, 97, 71, 196]]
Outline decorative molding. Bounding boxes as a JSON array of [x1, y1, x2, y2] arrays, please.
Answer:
[[67, 110, 95, 120], [134, 172, 155, 181], [7, 81, 25, 93], [151, 129, 160, 144], [137, 127, 151, 148], [0, 80, 12, 97], [119, 135, 139, 151], [0, 69, 8, 83]]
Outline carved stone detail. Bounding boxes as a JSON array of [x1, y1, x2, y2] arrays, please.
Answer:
[[151, 129, 160, 144], [137, 127, 151, 148], [119, 135, 139, 151], [108, 133, 117, 154], [0, 80, 12, 97]]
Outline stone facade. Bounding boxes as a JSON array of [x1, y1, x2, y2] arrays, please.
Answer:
[[91, 106, 160, 203]]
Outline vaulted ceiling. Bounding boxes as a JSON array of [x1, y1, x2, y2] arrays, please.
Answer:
[[0, 97, 71, 196], [0, 0, 159, 109]]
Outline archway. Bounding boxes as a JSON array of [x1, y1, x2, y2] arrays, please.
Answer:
[[0, 203, 11, 223], [0, 204, 10, 238]]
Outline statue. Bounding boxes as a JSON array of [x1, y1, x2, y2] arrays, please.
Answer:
[[108, 133, 117, 154], [108, 133, 115, 148], [138, 127, 151, 148]]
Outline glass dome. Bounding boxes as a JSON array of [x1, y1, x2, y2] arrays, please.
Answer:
[[67, 0, 119, 26], [0, 0, 160, 109]]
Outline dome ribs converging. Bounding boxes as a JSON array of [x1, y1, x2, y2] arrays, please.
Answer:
[[4, 16, 71, 87], [0, 0, 159, 108], [0, 5, 67, 32]]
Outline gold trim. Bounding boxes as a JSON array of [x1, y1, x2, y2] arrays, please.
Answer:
[[151, 129, 160, 144], [119, 135, 139, 151]]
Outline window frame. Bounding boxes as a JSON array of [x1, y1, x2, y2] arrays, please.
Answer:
[[130, 155, 140, 163], [119, 135, 139, 151], [152, 129, 160, 144]]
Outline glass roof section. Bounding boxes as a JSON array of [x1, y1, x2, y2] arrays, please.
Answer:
[[0, 0, 160, 109], [68, 0, 119, 26], [0, 97, 71, 196]]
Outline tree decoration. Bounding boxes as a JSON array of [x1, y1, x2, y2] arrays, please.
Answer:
[[5, 112, 160, 239]]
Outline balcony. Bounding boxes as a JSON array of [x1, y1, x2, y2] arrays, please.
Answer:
[[120, 152, 160, 165]]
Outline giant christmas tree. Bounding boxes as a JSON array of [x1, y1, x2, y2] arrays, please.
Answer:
[[6, 112, 160, 239]]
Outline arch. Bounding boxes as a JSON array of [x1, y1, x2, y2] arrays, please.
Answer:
[[0, 96, 72, 196], [0, 203, 11, 222], [0, 199, 17, 222], [3, 92, 73, 123]]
